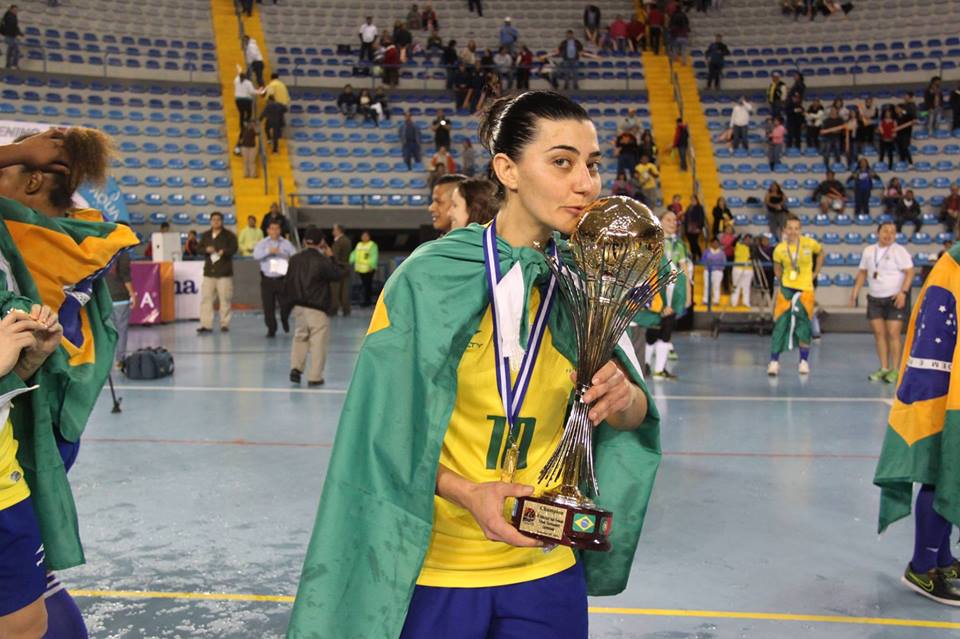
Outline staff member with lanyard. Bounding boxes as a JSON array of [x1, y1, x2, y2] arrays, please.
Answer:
[[252, 220, 296, 337], [768, 214, 824, 377], [850, 221, 915, 383]]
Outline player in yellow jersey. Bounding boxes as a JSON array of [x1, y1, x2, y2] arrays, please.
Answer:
[[768, 215, 825, 377]]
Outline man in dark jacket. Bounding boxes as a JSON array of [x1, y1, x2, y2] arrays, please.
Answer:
[[260, 201, 291, 238], [329, 223, 353, 316], [0, 4, 23, 69], [260, 95, 285, 153], [197, 211, 239, 333], [285, 227, 345, 387], [704, 34, 730, 90]]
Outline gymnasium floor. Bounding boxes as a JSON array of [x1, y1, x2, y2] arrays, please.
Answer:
[[62, 313, 960, 638]]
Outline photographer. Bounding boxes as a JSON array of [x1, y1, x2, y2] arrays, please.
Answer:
[[431, 110, 452, 151]]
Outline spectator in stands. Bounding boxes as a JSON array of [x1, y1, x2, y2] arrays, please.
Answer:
[[240, 0, 253, 15], [358, 16, 378, 63], [627, 12, 646, 52], [239, 214, 263, 256], [849, 221, 914, 383], [243, 35, 265, 87], [728, 96, 752, 150], [819, 107, 846, 169], [598, 27, 615, 52], [442, 40, 459, 89], [859, 96, 877, 149], [611, 170, 637, 198], [1, 4, 22, 69], [261, 202, 291, 238], [667, 193, 683, 216], [554, 30, 589, 91], [461, 138, 477, 177], [499, 17, 519, 54], [647, 2, 665, 54], [393, 21, 413, 58], [814, 170, 846, 215], [253, 221, 296, 337], [785, 93, 805, 149], [448, 177, 499, 229], [357, 89, 377, 125], [233, 67, 257, 130], [634, 153, 660, 206], [406, 4, 421, 30], [399, 112, 423, 170], [285, 227, 344, 387], [704, 34, 730, 90], [701, 238, 725, 305], [882, 177, 903, 216], [428, 146, 457, 189], [684, 195, 706, 262], [730, 233, 753, 307], [421, 3, 438, 31], [767, 116, 785, 170], [460, 40, 478, 67], [328, 224, 353, 317], [337, 85, 358, 119], [475, 69, 501, 113], [621, 107, 641, 136], [197, 212, 238, 334], [847, 157, 879, 217], [639, 128, 657, 161], [940, 185, 960, 232], [788, 71, 806, 102], [453, 61, 474, 110], [239, 121, 258, 178], [583, 4, 602, 45], [381, 35, 401, 88], [610, 14, 628, 52], [951, 83, 960, 132], [493, 46, 514, 90], [894, 189, 921, 234], [719, 221, 737, 293], [516, 45, 533, 90], [844, 105, 861, 169], [877, 107, 897, 170], [924, 76, 944, 135], [260, 96, 285, 153], [431, 109, 451, 150], [805, 97, 824, 149], [666, 7, 690, 64], [712, 196, 733, 238], [894, 103, 915, 167], [349, 231, 378, 307], [765, 181, 789, 237], [766, 72, 787, 120], [184, 230, 200, 258], [375, 86, 393, 120], [265, 72, 290, 114], [427, 173, 467, 236], [671, 117, 690, 171], [467, 0, 483, 15], [426, 31, 443, 59], [615, 128, 640, 175]]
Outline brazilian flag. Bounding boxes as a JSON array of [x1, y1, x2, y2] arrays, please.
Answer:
[[875, 243, 960, 532], [0, 197, 138, 569], [288, 225, 661, 639]]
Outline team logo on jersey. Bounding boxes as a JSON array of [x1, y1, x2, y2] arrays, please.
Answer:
[[572, 513, 596, 533]]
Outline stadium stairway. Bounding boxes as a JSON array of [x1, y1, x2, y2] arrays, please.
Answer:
[[211, 0, 295, 222]]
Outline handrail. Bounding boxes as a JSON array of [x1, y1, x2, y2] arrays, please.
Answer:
[[233, 0, 269, 194], [666, 52, 700, 207], [279, 177, 301, 250]]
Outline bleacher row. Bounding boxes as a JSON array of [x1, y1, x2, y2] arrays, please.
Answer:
[[17, 0, 214, 38]]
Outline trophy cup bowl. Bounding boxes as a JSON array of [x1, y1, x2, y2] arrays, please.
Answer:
[[510, 196, 673, 551]]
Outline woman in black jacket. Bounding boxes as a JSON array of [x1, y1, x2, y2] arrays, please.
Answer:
[[683, 195, 706, 262], [711, 196, 733, 239]]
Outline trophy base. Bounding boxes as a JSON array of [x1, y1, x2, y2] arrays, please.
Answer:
[[510, 493, 612, 552]]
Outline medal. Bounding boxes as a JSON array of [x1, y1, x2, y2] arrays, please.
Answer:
[[785, 240, 801, 283], [788, 270, 798, 281], [483, 220, 558, 483]]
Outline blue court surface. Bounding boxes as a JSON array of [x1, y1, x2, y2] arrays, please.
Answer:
[[64, 313, 960, 638]]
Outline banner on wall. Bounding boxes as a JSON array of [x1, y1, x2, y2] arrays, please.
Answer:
[[173, 260, 203, 320], [130, 262, 162, 325], [0, 119, 130, 222]]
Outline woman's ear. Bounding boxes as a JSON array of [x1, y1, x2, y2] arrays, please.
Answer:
[[491, 153, 519, 193]]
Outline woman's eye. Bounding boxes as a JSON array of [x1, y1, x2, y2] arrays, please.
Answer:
[[587, 162, 600, 174], [553, 158, 571, 168]]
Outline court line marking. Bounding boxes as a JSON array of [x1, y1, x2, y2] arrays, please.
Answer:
[[68, 590, 960, 629], [108, 386, 893, 404]]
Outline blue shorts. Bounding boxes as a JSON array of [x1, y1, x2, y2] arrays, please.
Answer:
[[0, 497, 46, 616], [400, 563, 588, 639]]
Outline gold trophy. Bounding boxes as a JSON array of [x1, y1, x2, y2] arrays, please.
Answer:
[[510, 196, 675, 551]]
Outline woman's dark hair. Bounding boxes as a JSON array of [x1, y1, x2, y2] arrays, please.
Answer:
[[478, 91, 591, 197], [456, 177, 500, 225]]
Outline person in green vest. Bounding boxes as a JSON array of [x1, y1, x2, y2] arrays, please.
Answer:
[[289, 91, 661, 639], [349, 231, 379, 307], [237, 214, 264, 257], [632, 209, 690, 380]]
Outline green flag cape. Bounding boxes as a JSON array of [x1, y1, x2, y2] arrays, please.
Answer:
[[288, 225, 662, 639], [874, 243, 960, 533], [0, 197, 138, 569]]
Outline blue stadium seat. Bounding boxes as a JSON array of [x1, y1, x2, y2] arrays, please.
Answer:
[[824, 252, 844, 266], [196, 213, 211, 225], [128, 212, 146, 225], [119, 175, 139, 187], [172, 213, 191, 226], [844, 232, 863, 244], [167, 194, 186, 207], [832, 273, 853, 287], [845, 252, 861, 266], [191, 176, 209, 188], [148, 212, 168, 225], [214, 195, 234, 207], [190, 194, 208, 207], [821, 232, 841, 244], [913, 232, 932, 245]]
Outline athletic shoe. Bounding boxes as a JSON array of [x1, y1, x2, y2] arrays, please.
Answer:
[[653, 370, 678, 380], [940, 561, 960, 581], [868, 368, 889, 382], [767, 360, 780, 377], [798, 360, 810, 375], [289, 368, 302, 384], [196, 327, 211, 334], [884, 369, 899, 384], [308, 380, 325, 388], [668, 350, 678, 362], [220, 326, 229, 333], [901, 564, 960, 606]]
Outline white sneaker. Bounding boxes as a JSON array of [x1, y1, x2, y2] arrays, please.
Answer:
[[767, 360, 780, 377], [798, 360, 810, 375]]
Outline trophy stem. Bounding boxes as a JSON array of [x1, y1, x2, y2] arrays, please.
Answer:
[[538, 385, 599, 497]]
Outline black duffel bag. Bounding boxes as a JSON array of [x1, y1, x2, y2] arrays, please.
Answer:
[[123, 347, 174, 380]]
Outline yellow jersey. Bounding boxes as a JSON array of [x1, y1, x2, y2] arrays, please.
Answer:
[[773, 236, 822, 292], [265, 79, 290, 106], [734, 242, 751, 265], [0, 403, 30, 511], [417, 288, 577, 588]]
